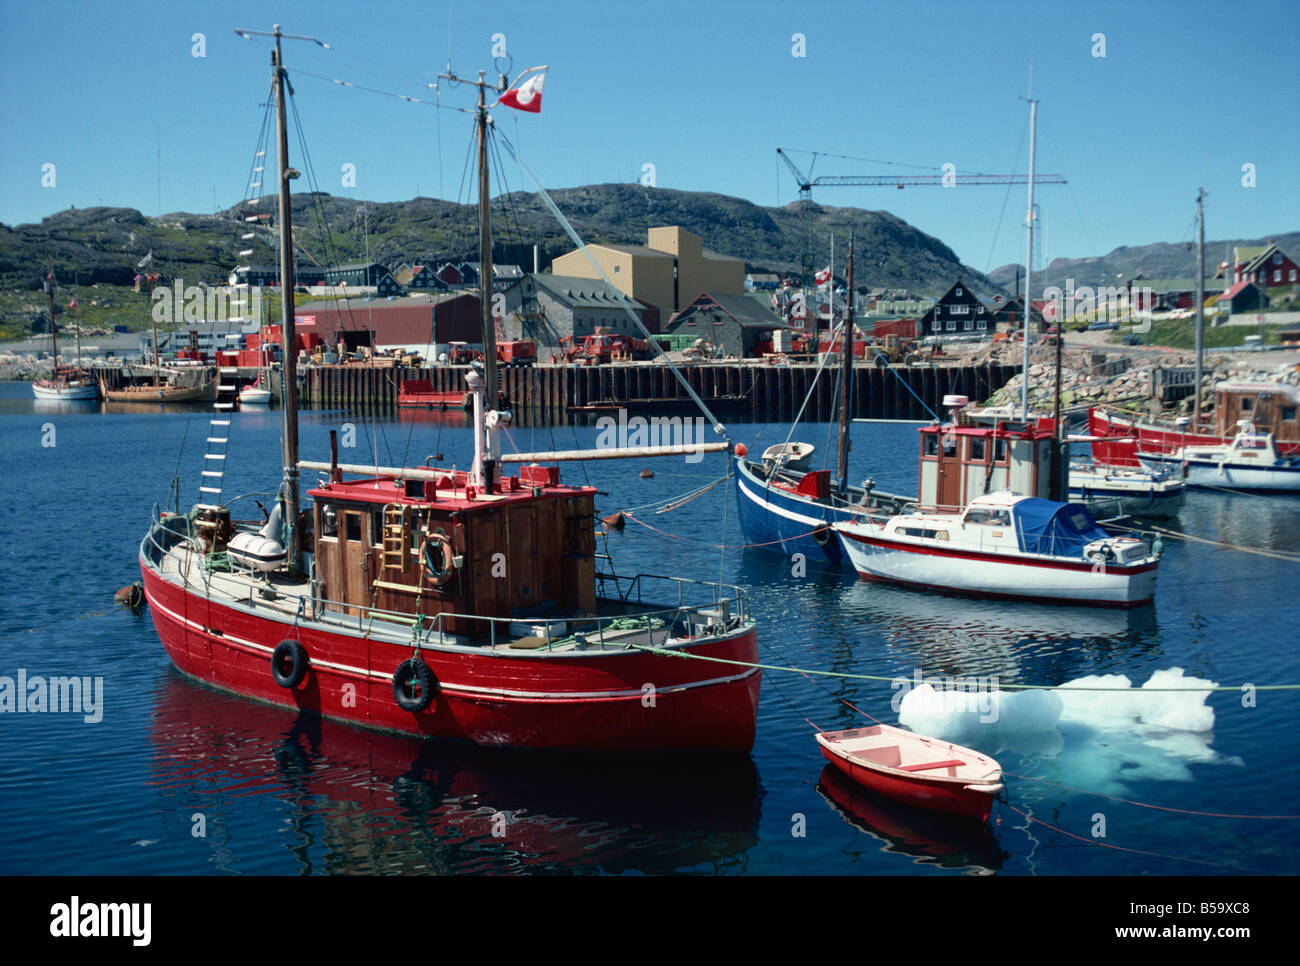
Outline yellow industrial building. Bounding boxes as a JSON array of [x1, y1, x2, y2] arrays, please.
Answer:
[[550, 226, 744, 326]]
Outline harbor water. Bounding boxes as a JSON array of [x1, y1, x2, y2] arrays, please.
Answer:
[[1, 382, 1297, 875]]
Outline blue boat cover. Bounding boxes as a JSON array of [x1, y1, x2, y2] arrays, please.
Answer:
[[1011, 498, 1110, 557]]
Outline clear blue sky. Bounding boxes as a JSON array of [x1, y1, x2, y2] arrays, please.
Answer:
[[1, 0, 1296, 276]]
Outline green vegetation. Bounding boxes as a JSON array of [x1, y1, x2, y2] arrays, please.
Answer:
[[1112, 317, 1289, 350]]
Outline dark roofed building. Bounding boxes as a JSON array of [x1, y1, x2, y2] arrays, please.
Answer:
[[920, 279, 994, 337], [498, 273, 649, 356], [323, 262, 389, 287], [664, 291, 796, 357]]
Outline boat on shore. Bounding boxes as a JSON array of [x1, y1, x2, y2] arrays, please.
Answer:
[[138, 32, 760, 753], [1138, 421, 1300, 491], [816, 724, 1003, 822]]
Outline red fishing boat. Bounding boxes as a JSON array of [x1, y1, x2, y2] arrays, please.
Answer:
[[1089, 387, 1300, 468], [397, 379, 471, 411], [816, 724, 1003, 822], [138, 30, 759, 753]]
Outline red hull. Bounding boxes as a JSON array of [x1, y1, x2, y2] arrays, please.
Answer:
[[818, 744, 996, 822], [140, 558, 760, 753], [1088, 406, 1300, 468]]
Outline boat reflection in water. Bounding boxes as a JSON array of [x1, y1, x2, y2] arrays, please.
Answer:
[[817, 765, 1006, 875], [837, 578, 1160, 682], [149, 671, 763, 874]]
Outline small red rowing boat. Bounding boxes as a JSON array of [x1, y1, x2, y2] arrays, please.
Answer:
[[815, 724, 1003, 822]]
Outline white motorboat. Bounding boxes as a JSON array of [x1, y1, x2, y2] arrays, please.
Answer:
[[833, 491, 1160, 608], [1138, 421, 1300, 492], [1069, 462, 1186, 519]]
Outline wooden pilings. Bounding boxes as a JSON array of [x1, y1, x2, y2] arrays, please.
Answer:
[[295, 362, 1023, 423]]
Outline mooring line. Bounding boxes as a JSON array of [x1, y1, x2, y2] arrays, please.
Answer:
[[1147, 523, 1300, 562], [624, 641, 1300, 691], [1002, 804, 1249, 871], [1003, 772, 1300, 820]]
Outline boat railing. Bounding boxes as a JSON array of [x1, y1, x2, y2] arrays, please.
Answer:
[[286, 572, 748, 653]]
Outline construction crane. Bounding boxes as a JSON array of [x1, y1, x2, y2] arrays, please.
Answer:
[[776, 148, 1065, 200]]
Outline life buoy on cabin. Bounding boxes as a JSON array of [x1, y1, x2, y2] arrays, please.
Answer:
[[392, 657, 436, 712], [271, 639, 309, 689], [419, 528, 456, 588]]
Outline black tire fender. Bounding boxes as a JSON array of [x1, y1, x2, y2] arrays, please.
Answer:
[[392, 657, 437, 713], [271, 639, 308, 689]]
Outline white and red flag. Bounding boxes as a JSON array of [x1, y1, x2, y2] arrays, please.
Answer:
[[497, 66, 548, 113], [814, 266, 831, 287]]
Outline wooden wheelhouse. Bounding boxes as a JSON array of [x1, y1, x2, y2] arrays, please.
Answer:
[[308, 461, 596, 636]]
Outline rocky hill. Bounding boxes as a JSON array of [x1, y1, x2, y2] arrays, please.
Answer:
[[990, 232, 1300, 291], [0, 184, 1001, 302]]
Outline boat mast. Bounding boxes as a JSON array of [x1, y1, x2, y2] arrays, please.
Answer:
[[476, 71, 499, 493], [72, 273, 83, 369], [1194, 188, 1205, 427], [836, 236, 854, 493], [1020, 98, 1038, 418], [272, 24, 301, 573], [45, 262, 58, 370]]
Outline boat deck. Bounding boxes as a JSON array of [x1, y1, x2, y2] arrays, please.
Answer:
[[155, 542, 696, 656]]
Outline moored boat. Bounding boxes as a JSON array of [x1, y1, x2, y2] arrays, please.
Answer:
[[138, 31, 760, 754], [1069, 461, 1186, 519], [1138, 421, 1300, 491], [397, 378, 471, 410], [833, 491, 1160, 607], [816, 724, 1003, 822]]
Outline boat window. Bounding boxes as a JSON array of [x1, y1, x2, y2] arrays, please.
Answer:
[[900, 526, 946, 540], [969, 437, 986, 461], [942, 435, 957, 457], [995, 438, 1008, 462], [321, 505, 338, 538], [924, 434, 938, 456], [1241, 398, 1252, 412], [344, 512, 362, 542], [964, 508, 1009, 526], [1284, 407, 1296, 421], [372, 509, 385, 546]]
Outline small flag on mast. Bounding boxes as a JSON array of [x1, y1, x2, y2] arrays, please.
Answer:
[[814, 266, 831, 287], [496, 66, 547, 113]]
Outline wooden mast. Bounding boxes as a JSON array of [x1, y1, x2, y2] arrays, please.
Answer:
[[272, 23, 301, 573], [836, 236, 854, 493], [45, 262, 58, 372], [476, 71, 499, 493]]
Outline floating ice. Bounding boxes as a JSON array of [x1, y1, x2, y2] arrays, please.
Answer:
[[895, 667, 1239, 793]]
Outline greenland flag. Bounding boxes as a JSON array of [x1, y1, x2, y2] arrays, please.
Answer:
[[814, 266, 831, 287], [498, 66, 548, 113]]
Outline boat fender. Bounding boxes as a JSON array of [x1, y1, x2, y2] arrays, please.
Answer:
[[813, 526, 833, 548], [271, 639, 309, 689], [392, 657, 436, 712], [114, 581, 145, 610], [419, 529, 456, 587]]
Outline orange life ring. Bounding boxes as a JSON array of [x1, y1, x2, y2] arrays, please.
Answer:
[[419, 529, 456, 587]]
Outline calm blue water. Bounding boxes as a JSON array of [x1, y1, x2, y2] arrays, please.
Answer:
[[1, 382, 1297, 875]]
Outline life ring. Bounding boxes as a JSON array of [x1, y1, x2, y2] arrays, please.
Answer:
[[419, 528, 456, 587], [271, 639, 308, 689], [812, 526, 833, 548], [392, 657, 436, 712]]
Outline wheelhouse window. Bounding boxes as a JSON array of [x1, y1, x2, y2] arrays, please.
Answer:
[[995, 438, 1008, 462], [924, 434, 938, 456], [1241, 398, 1253, 412], [344, 512, 362, 542], [969, 437, 986, 461]]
